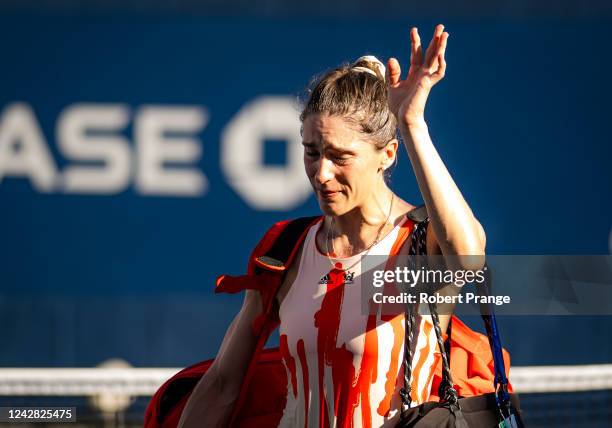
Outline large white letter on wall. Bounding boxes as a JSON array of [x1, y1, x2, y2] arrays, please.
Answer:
[[0, 103, 58, 192], [58, 104, 131, 194], [221, 96, 310, 211], [135, 106, 208, 197]]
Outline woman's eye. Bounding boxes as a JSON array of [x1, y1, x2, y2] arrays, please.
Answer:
[[305, 150, 319, 158], [333, 156, 350, 165]]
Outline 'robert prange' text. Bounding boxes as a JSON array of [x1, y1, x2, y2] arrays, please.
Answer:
[[372, 292, 510, 306]]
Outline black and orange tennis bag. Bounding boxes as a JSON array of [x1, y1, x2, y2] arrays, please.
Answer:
[[144, 211, 513, 428]]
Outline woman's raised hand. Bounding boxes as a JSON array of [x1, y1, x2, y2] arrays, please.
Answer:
[[387, 24, 449, 128]]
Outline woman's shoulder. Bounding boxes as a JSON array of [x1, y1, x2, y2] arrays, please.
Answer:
[[393, 197, 421, 225]]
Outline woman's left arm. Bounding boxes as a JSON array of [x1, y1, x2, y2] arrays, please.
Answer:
[[387, 24, 486, 269]]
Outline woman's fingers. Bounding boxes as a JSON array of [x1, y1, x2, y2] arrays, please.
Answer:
[[410, 27, 422, 67], [396, 24, 447, 85], [432, 53, 446, 83], [386, 57, 401, 86], [424, 24, 445, 70], [432, 32, 448, 82]]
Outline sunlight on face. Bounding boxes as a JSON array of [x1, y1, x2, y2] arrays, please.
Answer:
[[302, 113, 383, 216]]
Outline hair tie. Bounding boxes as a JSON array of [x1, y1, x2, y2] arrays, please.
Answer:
[[351, 55, 386, 79]]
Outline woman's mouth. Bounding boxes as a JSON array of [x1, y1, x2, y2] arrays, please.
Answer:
[[319, 190, 339, 200]]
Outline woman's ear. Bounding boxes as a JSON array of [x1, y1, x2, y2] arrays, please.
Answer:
[[381, 138, 399, 170]]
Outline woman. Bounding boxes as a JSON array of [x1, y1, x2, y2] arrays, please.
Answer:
[[178, 24, 486, 427]]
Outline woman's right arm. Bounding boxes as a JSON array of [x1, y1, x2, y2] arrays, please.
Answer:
[[177, 289, 263, 428]]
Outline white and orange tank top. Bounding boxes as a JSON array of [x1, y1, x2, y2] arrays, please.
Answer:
[[278, 217, 441, 428]]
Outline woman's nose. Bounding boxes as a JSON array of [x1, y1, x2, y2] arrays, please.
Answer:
[[315, 157, 334, 184]]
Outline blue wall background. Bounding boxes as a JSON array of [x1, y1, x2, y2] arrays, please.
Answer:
[[1, 13, 611, 367]]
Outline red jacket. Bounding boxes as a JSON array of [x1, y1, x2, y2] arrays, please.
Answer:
[[144, 217, 512, 428]]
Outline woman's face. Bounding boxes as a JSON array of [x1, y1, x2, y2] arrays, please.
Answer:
[[302, 113, 386, 216]]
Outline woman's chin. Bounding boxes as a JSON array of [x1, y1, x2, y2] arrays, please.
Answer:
[[318, 199, 345, 216]]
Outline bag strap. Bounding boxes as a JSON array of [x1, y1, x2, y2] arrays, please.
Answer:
[[399, 207, 509, 402], [398, 209, 514, 417], [478, 267, 512, 408], [227, 215, 321, 426], [399, 206, 461, 409], [154, 216, 321, 427], [425, 267, 514, 419], [399, 205, 429, 408], [253, 215, 321, 272]]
